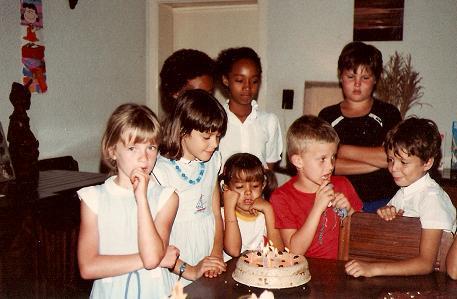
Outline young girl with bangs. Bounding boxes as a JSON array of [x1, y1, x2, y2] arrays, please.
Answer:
[[220, 153, 284, 260], [153, 89, 228, 292], [77, 103, 180, 299]]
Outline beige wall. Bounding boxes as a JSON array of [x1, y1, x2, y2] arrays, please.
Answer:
[[263, 0, 457, 169], [172, 4, 258, 58], [1, 1, 456, 173], [170, 3, 259, 106], [0, 1, 146, 172]]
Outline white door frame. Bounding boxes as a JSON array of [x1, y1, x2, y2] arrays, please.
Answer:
[[146, 0, 268, 116]]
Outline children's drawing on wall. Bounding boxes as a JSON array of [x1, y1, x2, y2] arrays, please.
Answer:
[[20, 0, 47, 93], [21, 0, 42, 42]]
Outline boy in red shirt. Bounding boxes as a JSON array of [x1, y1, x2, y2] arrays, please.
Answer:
[[270, 115, 362, 259]]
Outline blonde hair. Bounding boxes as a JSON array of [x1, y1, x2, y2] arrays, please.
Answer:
[[287, 115, 339, 159], [101, 103, 161, 173]]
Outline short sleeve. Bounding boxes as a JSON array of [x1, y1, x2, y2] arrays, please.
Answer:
[[213, 150, 222, 174], [77, 186, 100, 214], [270, 189, 296, 229], [157, 186, 175, 212], [265, 113, 283, 163], [152, 156, 172, 186], [419, 190, 456, 231], [387, 190, 402, 208]]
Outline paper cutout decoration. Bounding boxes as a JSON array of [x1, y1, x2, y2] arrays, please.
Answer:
[[20, 0, 47, 93], [21, 0, 43, 42], [22, 44, 47, 93]]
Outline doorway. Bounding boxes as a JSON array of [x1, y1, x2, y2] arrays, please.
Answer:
[[157, 1, 261, 118]]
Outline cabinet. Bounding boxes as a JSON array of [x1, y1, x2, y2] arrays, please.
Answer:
[[0, 170, 106, 298]]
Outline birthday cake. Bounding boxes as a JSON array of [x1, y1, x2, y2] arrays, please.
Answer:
[[232, 249, 311, 289]]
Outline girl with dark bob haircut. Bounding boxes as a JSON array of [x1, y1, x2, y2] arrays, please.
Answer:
[[153, 89, 228, 291], [160, 89, 227, 160]]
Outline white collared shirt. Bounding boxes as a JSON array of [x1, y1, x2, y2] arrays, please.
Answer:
[[388, 173, 456, 232], [219, 100, 283, 168]]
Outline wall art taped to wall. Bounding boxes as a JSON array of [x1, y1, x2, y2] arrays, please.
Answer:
[[20, 0, 47, 93]]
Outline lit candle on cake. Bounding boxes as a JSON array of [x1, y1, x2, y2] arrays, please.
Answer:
[[262, 246, 269, 267]]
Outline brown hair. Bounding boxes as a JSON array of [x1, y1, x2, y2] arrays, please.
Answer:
[[159, 49, 215, 114], [338, 41, 383, 82], [160, 89, 227, 160], [101, 103, 161, 173], [220, 153, 277, 200], [384, 117, 441, 169]]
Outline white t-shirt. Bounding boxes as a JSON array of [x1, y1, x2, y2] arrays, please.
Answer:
[[219, 100, 283, 168], [388, 173, 456, 233]]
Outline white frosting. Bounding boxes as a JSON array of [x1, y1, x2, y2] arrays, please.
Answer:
[[232, 250, 311, 289]]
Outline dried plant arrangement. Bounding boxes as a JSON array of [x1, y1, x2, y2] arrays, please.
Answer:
[[375, 52, 425, 118]]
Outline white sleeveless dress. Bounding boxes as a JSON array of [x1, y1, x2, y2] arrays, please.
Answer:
[[77, 176, 174, 299], [153, 152, 221, 293]]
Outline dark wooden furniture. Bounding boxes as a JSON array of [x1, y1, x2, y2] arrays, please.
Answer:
[[38, 155, 79, 171], [0, 170, 106, 298], [338, 212, 454, 272], [438, 169, 457, 208], [184, 256, 457, 298]]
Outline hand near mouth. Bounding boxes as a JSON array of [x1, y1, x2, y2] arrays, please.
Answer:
[[222, 187, 239, 211], [315, 180, 336, 212], [130, 167, 150, 200], [250, 197, 269, 215]]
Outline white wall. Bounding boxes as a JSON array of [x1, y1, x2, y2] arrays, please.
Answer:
[[172, 4, 258, 58], [2, 0, 456, 174], [171, 4, 259, 108], [262, 0, 457, 169], [0, 0, 146, 172], [150, 0, 457, 168]]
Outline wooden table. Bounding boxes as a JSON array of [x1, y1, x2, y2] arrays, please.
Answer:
[[0, 170, 106, 298], [184, 256, 457, 298]]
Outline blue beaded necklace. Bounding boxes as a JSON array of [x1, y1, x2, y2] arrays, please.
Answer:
[[171, 160, 205, 185]]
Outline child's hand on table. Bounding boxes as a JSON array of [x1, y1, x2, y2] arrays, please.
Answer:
[[345, 259, 375, 277]]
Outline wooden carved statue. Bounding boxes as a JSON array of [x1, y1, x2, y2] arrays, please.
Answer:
[[7, 81, 39, 181]]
